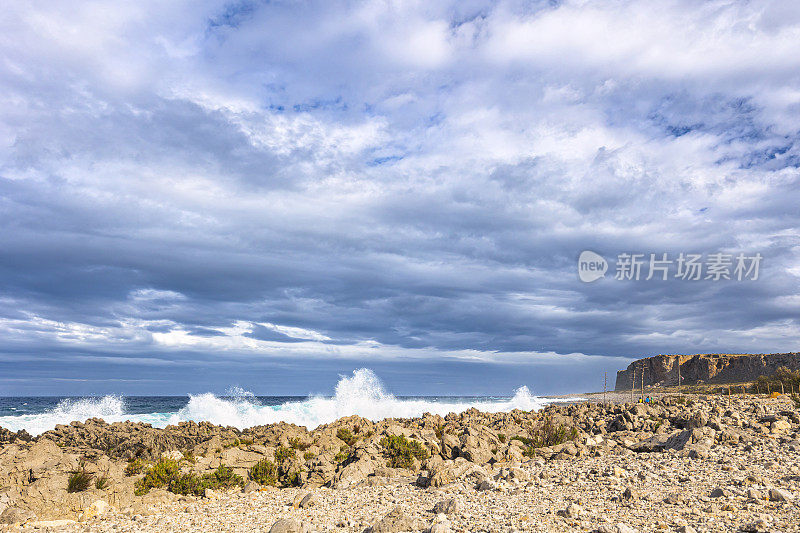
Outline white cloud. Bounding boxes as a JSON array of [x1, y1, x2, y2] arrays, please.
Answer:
[[0, 0, 798, 376]]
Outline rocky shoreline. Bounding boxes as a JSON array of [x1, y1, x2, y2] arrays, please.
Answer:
[[1, 394, 799, 532]]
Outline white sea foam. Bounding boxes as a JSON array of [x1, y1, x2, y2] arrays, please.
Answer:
[[0, 395, 163, 436], [0, 369, 566, 435]]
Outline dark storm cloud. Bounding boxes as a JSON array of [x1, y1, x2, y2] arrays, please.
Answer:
[[0, 0, 798, 394]]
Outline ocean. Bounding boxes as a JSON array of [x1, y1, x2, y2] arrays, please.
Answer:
[[0, 369, 565, 436]]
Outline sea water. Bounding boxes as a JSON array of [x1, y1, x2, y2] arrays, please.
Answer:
[[0, 368, 565, 436]]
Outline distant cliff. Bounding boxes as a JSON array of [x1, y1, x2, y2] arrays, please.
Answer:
[[614, 352, 800, 390]]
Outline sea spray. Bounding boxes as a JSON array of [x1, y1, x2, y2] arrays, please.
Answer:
[[0, 395, 130, 436], [0, 368, 562, 435]]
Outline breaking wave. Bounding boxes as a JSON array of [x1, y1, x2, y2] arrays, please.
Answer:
[[0, 369, 560, 435]]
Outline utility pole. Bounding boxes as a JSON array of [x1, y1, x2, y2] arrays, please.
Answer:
[[603, 372, 608, 406], [640, 362, 645, 401]]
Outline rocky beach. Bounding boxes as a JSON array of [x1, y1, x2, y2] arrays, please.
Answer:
[[1, 393, 799, 532]]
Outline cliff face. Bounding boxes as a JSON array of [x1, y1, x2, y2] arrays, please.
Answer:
[[614, 352, 800, 390]]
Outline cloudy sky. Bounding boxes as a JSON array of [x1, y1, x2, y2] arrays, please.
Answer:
[[0, 0, 798, 396]]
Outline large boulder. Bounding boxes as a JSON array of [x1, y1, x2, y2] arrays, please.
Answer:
[[630, 430, 692, 453], [0, 506, 35, 525]]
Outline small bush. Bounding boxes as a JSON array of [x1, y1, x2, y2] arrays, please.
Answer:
[[134, 458, 180, 496], [283, 470, 302, 487], [303, 451, 315, 460], [497, 433, 506, 443], [204, 465, 244, 490], [95, 475, 110, 490], [379, 435, 429, 469], [125, 458, 148, 476], [336, 428, 358, 447], [250, 458, 278, 486], [288, 437, 310, 451], [515, 417, 578, 457], [67, 470, 94, 493], [274, 445, 295, 463], [169, 473, 205, 496], [334, 445, 350, 464], [135, 460, 244, 496]]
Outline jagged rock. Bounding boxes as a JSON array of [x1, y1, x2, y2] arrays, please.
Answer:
[[740, 519, 769, 532], [429, 513, 451, 533], [557, 502, 582, 518], [0, 506, 35, 525], [710, 487, 727, 498], [433, 497, 459, 515], [366, 506, 423, 533], [298, 492, 318, 508], [269, 518, 315, 533], [769, 488, 793, 501], [161, 450, 184, 461], [771, 420, 791, 433], [333, 458, 377, 488], [630, 430, 691, 452], [242, 480, 260, 493], [615, 352, 800, 389], [80, 499, 109, 519]]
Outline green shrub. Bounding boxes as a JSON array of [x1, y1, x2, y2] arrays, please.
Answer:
[[497, 433, 506, 443], [334, 445, 350, 464], [95, 475, 110, 490], [250, 457, 300, 488], [379, 435, 429, 469], [135, 460, 244, 496], [124, 458, 148, 476], [134, 458, 180, 496], [169, 473, 206, 496], [336, 428, 358, 447], [288, 437, 310, 451], [204, 465, 244, 490], [283, 470, 302, 487], [250, 458, 278, 486], [274, 446, 295, 463], [514, 417, 578, 457], [303, 451, 315, 460], [67, 470, 93, 493], [168, 467, 243, 496]]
